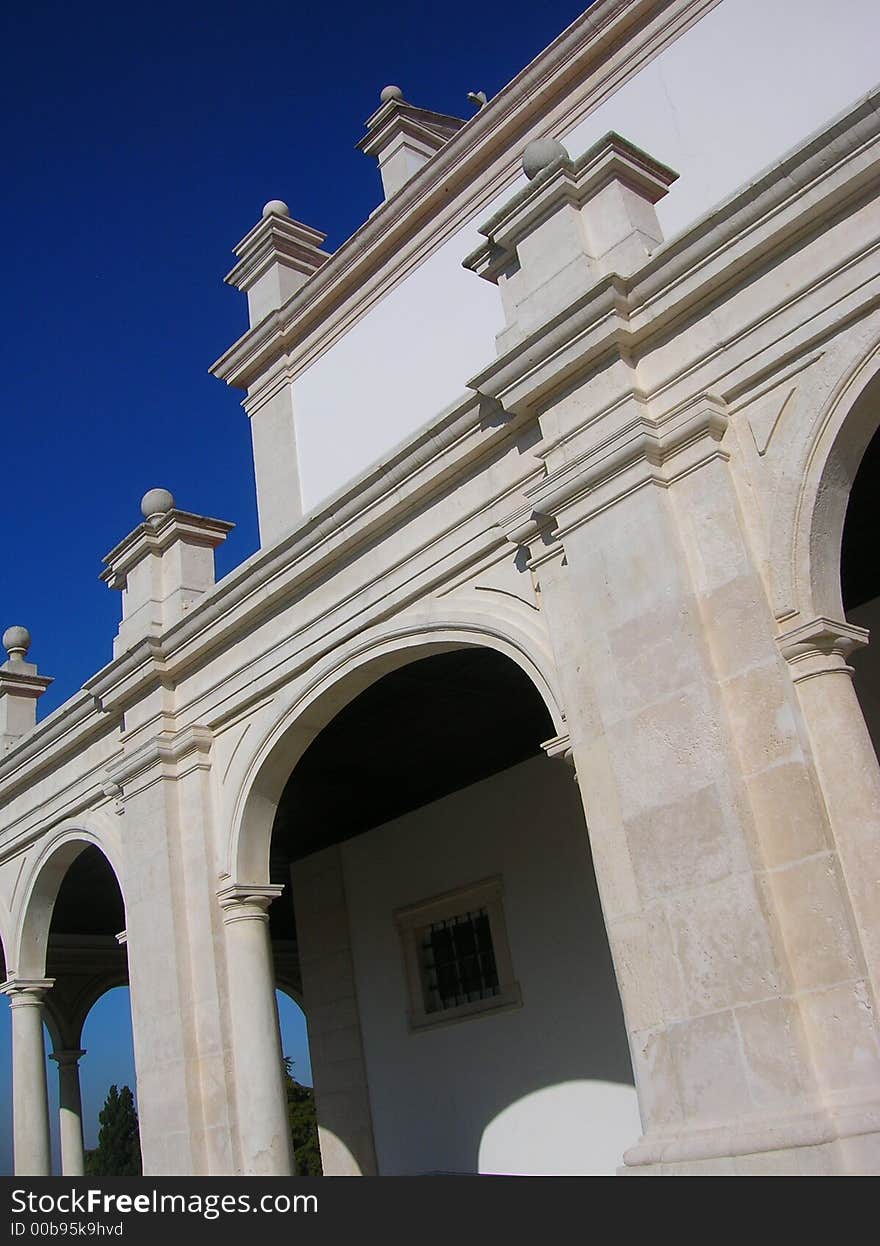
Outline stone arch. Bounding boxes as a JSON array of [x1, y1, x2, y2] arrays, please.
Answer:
[[227, 609, 563, 887], [13, 823, 125, 981], [786, 338, 880, 622]]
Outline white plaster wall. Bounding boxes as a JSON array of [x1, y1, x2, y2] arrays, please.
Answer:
[[293, 0, 880, 513], [340, 755, 640, 1175], [293, 218, 508, 510], [563, 0, 880, 244]]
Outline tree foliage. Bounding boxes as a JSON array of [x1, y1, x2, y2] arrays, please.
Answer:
[[283, 1057, 322, 1176], [84, 1084, 142, 1176]]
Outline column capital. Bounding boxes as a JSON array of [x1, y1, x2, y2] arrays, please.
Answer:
[[778, 616, 869, 682], [1, 978, 54, 1006], [49, 1049, 86, 1067], [541, 730, 576, 768], [217, 884, 284, 924]]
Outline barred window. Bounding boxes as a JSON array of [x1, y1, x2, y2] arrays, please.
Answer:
[[395, 878, 521, 1030], [420, 907, 500, 1013]]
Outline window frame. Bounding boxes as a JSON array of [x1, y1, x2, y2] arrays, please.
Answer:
[[394, 876, 522, 1031]]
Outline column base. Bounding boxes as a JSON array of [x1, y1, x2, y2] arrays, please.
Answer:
[[622, 1098, 880, 1175]]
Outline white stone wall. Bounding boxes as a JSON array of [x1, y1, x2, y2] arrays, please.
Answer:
[[339, 755, 640, 1176], [291, 0, 880, 512]]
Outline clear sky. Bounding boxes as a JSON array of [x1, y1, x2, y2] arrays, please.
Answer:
[[0, 0, 588, 1174]]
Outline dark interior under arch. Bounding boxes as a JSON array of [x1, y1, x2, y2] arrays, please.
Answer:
[[267, 648, 555, 941], [842, 419, 880, 759]]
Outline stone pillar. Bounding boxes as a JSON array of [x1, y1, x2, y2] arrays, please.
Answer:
[[780, 618, 880, 1007], [3, 980, 53, 1175], [522, 406, 880, 1173], [101, 488, 233, 659], [218, 886, 294, 1176], [290, 846, 378, 1175], [50, 1049, 86, 1176], [0, 627, 52, 751], [357, 87, 465, 200], [472, 129, 880, 1172], [214, 201, 331, 546]]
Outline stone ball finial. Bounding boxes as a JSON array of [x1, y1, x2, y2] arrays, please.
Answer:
[[522, 137, 569, 180], [262, 199, 290, 219], [3, 625, 31, 662], [380, 84, 403, 104], [140, 488, 175, 521]]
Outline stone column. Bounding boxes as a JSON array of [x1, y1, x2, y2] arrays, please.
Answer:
[[3, 980, 53, 1175], [780, 617, 880, 1007], [218, 886, 294, 1176], [290, 847, 378, 1175], [50, 1049, 86, 1176]]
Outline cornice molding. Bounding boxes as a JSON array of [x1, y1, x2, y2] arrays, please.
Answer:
[[526, 394, 728, 528], [101, 510, 235, 588], [210, 0, 717, 391], [225, 215, 330, 294], [468, 88, 880, 423], [0, 667, 53, 700], [106, 725, 213, 796], [464, 131, 677, 281]]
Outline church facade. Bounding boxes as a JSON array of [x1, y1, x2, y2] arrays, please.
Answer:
[[2, 0, 880, 1176]]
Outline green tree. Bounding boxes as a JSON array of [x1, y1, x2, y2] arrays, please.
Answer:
[[84, 1084, 142, 1176], [283, 1058, 322, 1176]]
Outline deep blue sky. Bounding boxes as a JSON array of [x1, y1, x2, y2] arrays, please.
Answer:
[[0, 0, 588, 1173], [2, 0, 586, 714]]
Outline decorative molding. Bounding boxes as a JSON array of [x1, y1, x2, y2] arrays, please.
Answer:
[[100, 778, 124, 816], [467, 90, 880, 421], [778, 616, 869, 683], [49, 1049, 86, 1067], [747, 384, 797, 457], [101, 510, 234, 591], [225, 215, 330, 298], [464, 130, 677, 281], [527, 394, 729, 529], [217, 883, 284, 924], [541, 731, 575, 769], [1, 977, 54, 1001], [105, 726, 213, 797]]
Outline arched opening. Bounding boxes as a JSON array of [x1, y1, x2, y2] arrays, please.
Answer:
[[841, 419, 880, 759], [275, 989, 320, 1175], [75, 988, 138, 1172], [262, 646, 638, 1175], [23, 842, 137, 1175]]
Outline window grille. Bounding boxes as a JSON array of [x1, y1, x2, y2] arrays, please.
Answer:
[[419, 907, 500, 1013]]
